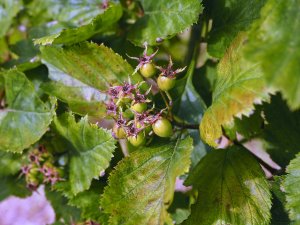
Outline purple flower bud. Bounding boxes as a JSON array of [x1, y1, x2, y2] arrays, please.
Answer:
[[21, 165, 31, 176], [157, 56, 186, 78], [105, 101, 117, 115], [125, 124, 143, 138], [29, 153, 40, 165], [107, 85, 122, 99], [127, 43, 159, 75], [120, 82, 136, 97], [132, 92, 147, 105]]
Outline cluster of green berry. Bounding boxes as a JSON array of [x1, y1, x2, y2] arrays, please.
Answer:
[[20, 146, 63, 191], [129, 44, 186, 91], [105, 45, 185, 147]]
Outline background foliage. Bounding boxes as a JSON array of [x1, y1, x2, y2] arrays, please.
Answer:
[[0, 0, 299, 224]]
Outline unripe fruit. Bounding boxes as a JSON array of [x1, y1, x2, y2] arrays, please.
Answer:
[[115, 97, 132, 107], [152, 118, 173, 137], [140, 63, 156, 78], [157, 75, 176, 91], [113, 124, 126, 139], [136, 122, 152, 134], [123, 109, 134, 119], [128, 132, 146, 146], [131, 102, 147, 113]]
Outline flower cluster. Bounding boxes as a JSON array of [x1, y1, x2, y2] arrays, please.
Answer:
[[106, 80, 172, 146], [20, 145, 63, 191], [105, 45, 187, 146]]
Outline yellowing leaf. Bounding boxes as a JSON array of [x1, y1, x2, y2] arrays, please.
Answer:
[[245, 0, 300, 110], [101, 137, 193, 225], [200, 34, 269, 147]]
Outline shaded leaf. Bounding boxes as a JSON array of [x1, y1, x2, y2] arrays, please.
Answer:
[[270, 176, 290, 225], [128, 0, 203, 46], [0, 0, 22, 38], [68, 180, 106, 222], [204, 0, 266, 58], [263, 94, 300, 168], [45, 186, 81, 224], [245, 0, 300, 110], [283, 153, 300, 223], [0, 176, 31, 201], [53, 113, 116, 195], [34, 3, 123, 46], [0, 70, 56, 153], [200, 33, 269, 147], [172, 59, 210, 167], [101, 137, 193, 225], [183, 146, 272, 225], [0, 152, 25, 177]]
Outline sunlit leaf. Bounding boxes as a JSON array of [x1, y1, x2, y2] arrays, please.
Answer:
[[245, 0, 300, 110], [101, 137, 193, 225], [128, 0, 203, 46], [200, 33, 269, 147], [283, 153, 300, 223]]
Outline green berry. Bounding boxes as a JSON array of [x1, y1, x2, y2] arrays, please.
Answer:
[[128, 132, 146, 146], [131, 102, 147, 113], [140, 62, 156, 78], [152, 118, 173, 137], [113, 124, 127, 139], [157, 75, 176, 91]]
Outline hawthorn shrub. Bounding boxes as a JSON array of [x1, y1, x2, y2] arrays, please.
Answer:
[[0, 0, 299, 224]]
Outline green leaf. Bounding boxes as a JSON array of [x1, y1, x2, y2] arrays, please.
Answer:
[[34, 4, 123, 46], [26, 0, 107, 27], [45, 186, 81, 224], [40, 42, 142, 115], [0, 0, 22, 38], [0, 152, 25, 177], [270, 176, 290, 225], [200, 33, 269, 147], [68, 180, 106, 222], [53, 113, 116, 195], [172, 209, 190, 224], [172, 59, 210, 167], [173, 58, 206, 124], [40, 42, 141, 91], [224, 105, 264, 140], [263, 94, 300, 168], [128, 0, 203, 46], [41, 62, 107, 117], [101, 137, 193, 225], [245, 0, 300, 110], [0, 70, 56, 153], [204, 0, 266, 58], [183, 146, 272, 225], [283, 153, 300, 223], [0, 176, 31, 201]]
